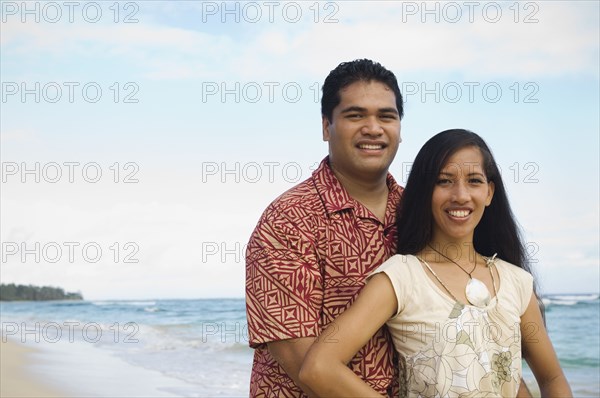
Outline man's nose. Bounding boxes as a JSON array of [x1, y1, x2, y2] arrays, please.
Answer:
[[360, 117, 383, 135]]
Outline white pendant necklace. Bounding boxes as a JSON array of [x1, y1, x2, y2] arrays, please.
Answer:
[[424, 244, 496, 307]]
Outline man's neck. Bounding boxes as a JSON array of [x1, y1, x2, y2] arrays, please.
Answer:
[[332, 169, 390, 222]]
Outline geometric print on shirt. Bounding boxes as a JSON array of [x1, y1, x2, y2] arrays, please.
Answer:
[[246, 157, 403, 397]]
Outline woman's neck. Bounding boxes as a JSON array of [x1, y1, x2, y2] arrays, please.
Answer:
[[423, 237, 478, 264]]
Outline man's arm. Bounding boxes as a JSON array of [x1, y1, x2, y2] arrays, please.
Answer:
[[267, 337, 319, 397], [246, 205, 324, 395], [299, 273, 396, 397]]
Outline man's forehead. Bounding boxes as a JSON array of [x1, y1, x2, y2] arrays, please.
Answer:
[[336, 81, 396, 108], [339, 80, 392, 93]]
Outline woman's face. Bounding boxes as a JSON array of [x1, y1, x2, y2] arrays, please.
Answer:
[[430, 146, 495, 245]]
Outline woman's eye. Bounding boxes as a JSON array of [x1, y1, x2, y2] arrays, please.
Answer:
[[469, 178, 485, 184], [436, 179, 452, 185]]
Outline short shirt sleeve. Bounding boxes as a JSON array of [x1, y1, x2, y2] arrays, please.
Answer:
[[517, 266, 534, 315], [369, 254, 412, 318], [496, 259, 534, 316], [245, 208, 323, 348]]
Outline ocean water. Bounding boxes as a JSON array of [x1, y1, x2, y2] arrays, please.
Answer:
[[523, 294, 600, 396], [1, 294, 598, 397], [1, 299, 252, 396]]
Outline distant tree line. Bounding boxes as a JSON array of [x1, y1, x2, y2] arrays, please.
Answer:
[[0, 284, 83, 301]]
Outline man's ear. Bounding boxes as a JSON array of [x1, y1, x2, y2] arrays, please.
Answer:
[[322, 116, 331, 142]]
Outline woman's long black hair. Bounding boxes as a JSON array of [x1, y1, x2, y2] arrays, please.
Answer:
[[397, 129, 532, 275]]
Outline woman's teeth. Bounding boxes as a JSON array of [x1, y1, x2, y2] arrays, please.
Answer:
[[448, 210, 470, 217]]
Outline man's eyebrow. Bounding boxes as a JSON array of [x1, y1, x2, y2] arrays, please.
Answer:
[[378, 107, 399, 115], [339, 106, 399, 114], [340, 106, 367, 114]]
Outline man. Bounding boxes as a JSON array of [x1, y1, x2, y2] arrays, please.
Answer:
[[246, 59, 403, 397], [245, 59, 532, 397]]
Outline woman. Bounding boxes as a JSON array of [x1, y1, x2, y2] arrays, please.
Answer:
[[299, 129, 571, 397]]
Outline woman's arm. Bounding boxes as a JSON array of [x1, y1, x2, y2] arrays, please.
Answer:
[[516, 378, 533, 397], [521, 293, 572, 397], [299, 273, 398, 397]]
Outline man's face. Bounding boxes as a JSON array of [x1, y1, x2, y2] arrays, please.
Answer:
[[323, 80, 401, 182]]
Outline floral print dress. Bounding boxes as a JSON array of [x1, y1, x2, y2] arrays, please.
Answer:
[[372, 254, 533, 397]]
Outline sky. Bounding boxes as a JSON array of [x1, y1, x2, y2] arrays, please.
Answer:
[[1, 0, 598, 300]]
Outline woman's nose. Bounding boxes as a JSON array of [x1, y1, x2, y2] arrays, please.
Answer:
[[451, 181, 470, 203]]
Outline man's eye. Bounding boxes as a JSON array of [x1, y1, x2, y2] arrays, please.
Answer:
[[347, 114, 361, 119], [380, 114, 397, 120]]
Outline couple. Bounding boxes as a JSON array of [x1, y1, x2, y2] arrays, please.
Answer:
[[245, 59, 571, 397]]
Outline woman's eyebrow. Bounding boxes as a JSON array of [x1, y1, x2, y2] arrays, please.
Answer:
[[438, 171, 486, 178], [466, 172, 486, 177]]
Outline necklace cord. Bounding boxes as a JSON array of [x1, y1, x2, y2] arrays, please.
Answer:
[[417, 256, 459, 303], [418, 247, 500, 306], [427, 244, 477, 277]]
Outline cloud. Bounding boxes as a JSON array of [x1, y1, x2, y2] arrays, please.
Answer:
[[277, 1, 599, 80], [0, 174, 271, 299], [0, 128, 40, 144], [1, 1, 598, 299], [2, 2, 598, 81], [1, 16, 235, 80]]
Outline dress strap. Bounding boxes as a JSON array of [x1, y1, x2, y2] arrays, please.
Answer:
[[416, 256, 460, 303]]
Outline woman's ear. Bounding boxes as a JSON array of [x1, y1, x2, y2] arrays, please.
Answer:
[[486, 181, 495, 206]]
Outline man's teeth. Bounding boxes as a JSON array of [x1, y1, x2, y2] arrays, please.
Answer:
[[448, 210, 470, 217], [359, 144, 383, 150]]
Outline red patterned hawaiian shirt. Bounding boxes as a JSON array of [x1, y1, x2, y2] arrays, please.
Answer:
[[246, 157, 403, 397]]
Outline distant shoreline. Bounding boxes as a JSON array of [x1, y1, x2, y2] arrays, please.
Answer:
[[2, 293, 598, 302], [0, 298, 83, 302], [0, 283, 83, 301]]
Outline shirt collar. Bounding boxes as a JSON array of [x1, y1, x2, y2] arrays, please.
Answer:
[[312, 156, 403, 224]]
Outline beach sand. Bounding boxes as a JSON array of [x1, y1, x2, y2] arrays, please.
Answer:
[[0, 334, 569, 398], [0, 339, 67, 398], [1, 333, 201, 397]]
